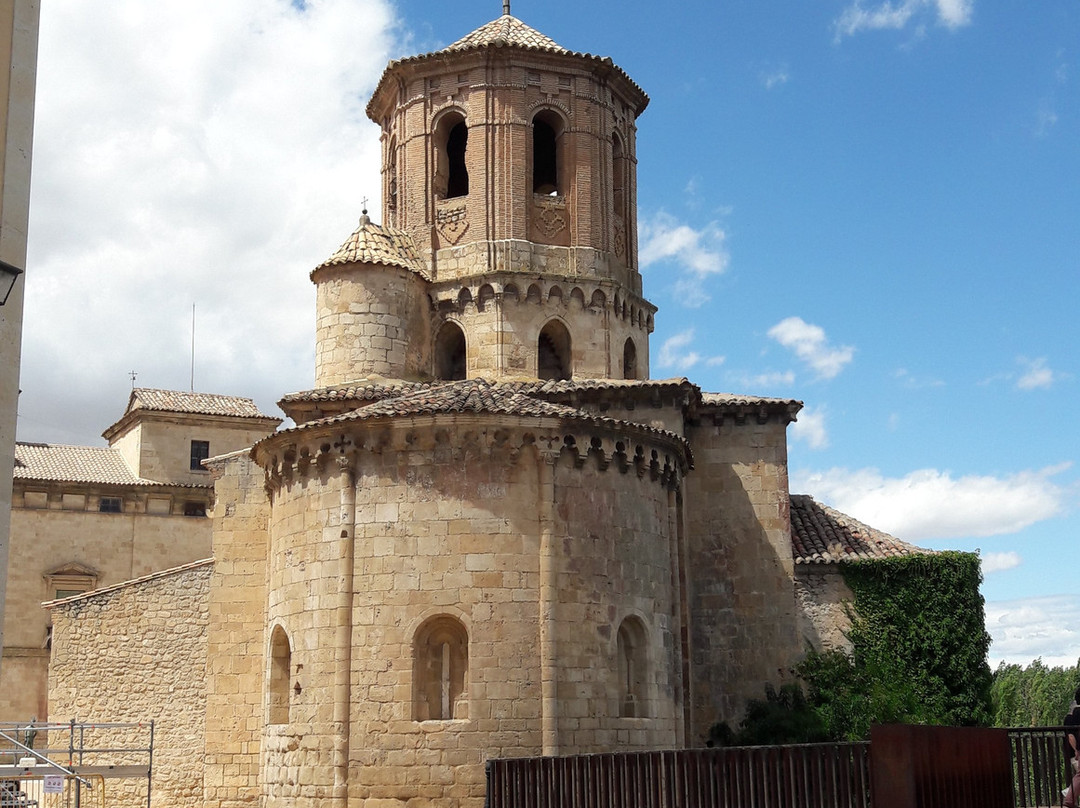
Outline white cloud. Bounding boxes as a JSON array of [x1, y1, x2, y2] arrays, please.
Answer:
[[986, 596, 1080, 668], [791, 406, 829, 450], [767, 317, 854, 380], [706, 355, 727, 368], [761, 66, 790, 90], [981, 551, 1021, 575], [639, 211, 729, 307], [791, 463, 1070, 541], [834, 0, 973, 40], [658, 330, 701, 371], [893, 368, 945, 389], [1017, 357, 1057, 390], [20, 0, 398, 444], [732, 370, 796, 389]]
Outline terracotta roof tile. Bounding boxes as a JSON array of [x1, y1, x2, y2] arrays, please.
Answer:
[[15, 443, 149, 485], [368, 15, 649, 120], [702, 392, 803, 408], [314, 214, 429, 279], [443, 14, 569, 53], [267, 379, 692, 464], [281, 378, 696, 407], [790, 494, 928, 564], [302, 378, 593, 425], [128, 388, 273, 419]]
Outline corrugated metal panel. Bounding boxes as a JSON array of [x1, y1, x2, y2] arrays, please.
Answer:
[[870, 725, 1012, 808]]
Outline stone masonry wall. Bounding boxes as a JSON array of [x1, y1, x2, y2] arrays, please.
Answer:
[[683, 415, 800, 742], [431, 276, 648, 381], [201, 452, 271, 808], [794, 566, 855, 654], [256, 415, 684, 807], [314, 263, 432, 387], [48, 560, 212, 808], [2, 500, 211, 722]]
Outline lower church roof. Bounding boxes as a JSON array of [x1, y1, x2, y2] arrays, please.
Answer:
[[790, 494, 927, 565]]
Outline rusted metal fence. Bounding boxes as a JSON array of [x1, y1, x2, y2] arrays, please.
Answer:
[[486, 743, 871, 808], [487, 726, 1073, 808], [870, 724, 1013, 808]]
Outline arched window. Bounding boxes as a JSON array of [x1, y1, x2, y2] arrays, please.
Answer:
[[414, 616, 469, 721], [623, 338, 638, 380], [617, 617, 647, 718], [532, 110, 564, 195], [387, 136, 398, 213], [435, 322, 467, 381], [538, 320, 572, 381], [612, 131, 627, 220], [269, 625, 292, 725], [435, 112, 469, 199]]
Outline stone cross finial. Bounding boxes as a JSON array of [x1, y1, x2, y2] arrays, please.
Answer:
[[129, 370, 137, 389]]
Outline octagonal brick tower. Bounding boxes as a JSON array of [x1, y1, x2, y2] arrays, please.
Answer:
[[359, 12, 655, 383]]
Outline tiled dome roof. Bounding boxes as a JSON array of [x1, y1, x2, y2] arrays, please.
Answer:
[[442, 14, 568, 54], [313, 213, 429, 280]]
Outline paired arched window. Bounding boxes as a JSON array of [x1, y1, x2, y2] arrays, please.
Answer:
[[538, 320, 572, 381], [617, 617, 648, 718], [414, 616, 469, 721], [269, 625, 292, 725], [623, 338, 638, 380], [435, 112, 469, 199], [435, 322, 467, 381], [532, 110, 565, 196]]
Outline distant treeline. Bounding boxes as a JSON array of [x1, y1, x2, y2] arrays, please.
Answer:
[[992, 659, 1080, 727]]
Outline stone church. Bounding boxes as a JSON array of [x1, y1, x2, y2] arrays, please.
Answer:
[[45, 10, 925, 808]]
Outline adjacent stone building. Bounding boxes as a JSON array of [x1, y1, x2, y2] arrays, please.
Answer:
[[45, 10, 929, 808], [4, 388, 278, 721]]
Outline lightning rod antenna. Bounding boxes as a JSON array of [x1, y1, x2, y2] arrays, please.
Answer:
[[190, 303, 196, 392]]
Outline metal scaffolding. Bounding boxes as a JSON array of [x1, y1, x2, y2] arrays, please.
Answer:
[[0, 720, 153, 807]]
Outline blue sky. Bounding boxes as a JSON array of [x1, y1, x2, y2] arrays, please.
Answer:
[[17, 0, 1080, 666]]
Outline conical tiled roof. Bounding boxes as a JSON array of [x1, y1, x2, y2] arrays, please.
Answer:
[[263, 379, 692, 462], [442, 14, 568, 54], [313, 213, 429, 280], [367, 14, 648, 121], [302, 378, 589, 425]]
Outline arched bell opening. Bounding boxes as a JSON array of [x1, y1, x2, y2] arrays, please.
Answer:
[[434, 111, 469, 200], [434, 322, 467, 381], [538, 320, 572, 381]]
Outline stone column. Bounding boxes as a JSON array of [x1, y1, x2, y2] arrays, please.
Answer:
[[537, 448, 559, 755]]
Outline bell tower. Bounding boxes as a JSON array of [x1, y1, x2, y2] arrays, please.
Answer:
[[365, 11, 656, 382]]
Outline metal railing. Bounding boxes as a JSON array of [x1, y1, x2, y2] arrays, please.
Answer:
[[1008, 726, 1073, 808], [487, 744, 872, 808]]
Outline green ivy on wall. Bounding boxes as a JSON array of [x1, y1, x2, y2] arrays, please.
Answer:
[[800, 551, 993, 741], [708, 551, 993, 746]]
